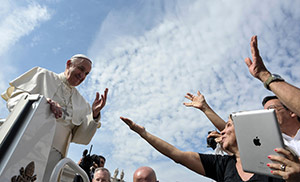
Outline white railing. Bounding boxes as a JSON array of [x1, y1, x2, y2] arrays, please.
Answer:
[[0, 118, 4, 127], [49, 158, 89, 182]]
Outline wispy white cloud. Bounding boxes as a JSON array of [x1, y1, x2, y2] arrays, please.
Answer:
[[0, 1, 51, 118], [1, 0, 300, 181], [0, 2, 50, 56], [80, 0, 300, 181]]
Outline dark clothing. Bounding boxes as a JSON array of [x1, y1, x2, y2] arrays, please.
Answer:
[[199, 154, 285, 182]]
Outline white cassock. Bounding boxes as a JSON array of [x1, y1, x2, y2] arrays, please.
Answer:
[[1, 67, 101, 181]]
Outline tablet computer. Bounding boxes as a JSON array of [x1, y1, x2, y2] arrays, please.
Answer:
[[231, 109, 284, 178]]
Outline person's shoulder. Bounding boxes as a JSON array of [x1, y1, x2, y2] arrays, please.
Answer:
[[12, 67, 53, 80], [199, 153, 233, 160], [24, 66, 51, 75], [203, 154, 235, 165], [214, 154, 235, 162], [30, 66, 59, 78], [28, 66, 47, 71], [33, 66, 53, 74]]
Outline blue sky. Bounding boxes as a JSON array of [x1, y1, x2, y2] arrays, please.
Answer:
[[1, 0, 300, 181]]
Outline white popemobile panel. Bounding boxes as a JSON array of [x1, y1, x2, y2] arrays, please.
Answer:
[[0, 94, 56, 181]]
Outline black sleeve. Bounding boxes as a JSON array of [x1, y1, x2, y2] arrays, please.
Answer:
[[200, 154, 286, 182], [199, 153, 230, 181]]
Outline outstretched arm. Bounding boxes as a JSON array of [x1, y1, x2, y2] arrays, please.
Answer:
[[120, 117, 206, 175], [245, 35, 300, 116], [184, 91, 226, 131], [270, 83, 300, 117]]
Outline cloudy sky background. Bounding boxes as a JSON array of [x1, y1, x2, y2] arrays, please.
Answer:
[[1, 0, 300, 181]]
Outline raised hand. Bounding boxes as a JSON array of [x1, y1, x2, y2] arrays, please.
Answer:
[[120, 117, 146, 136], [184, 91, 209, 111], [184, 90, 226, 131], [244, 35, 270, 82], [92, 88, 108, 118], [47, 98, 62, 119], [207, 130, 222, 143]]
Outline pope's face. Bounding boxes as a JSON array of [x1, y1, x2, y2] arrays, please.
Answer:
[[65, 58, 91, 86]]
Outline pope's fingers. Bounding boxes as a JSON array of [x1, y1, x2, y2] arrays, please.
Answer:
[[47, 100, 62, 119], [102, 93, 107, 102], [94, 92, 100, 101], [53, 109, 59, 118], [56, 107, 62, 119], [102, 93, 106, 100], [49, 102, 56, 111], [58, 107, 62, 115], [52, 107, 56, 114], [48, 100, 55, 106], [104, 88, 108, 97]]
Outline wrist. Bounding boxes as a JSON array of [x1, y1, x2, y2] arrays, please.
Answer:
[[263, 74, 285, 90], [93, 112, 100, 119], [139, 129, 147, 138], [258, 71, 271, 82], [200, 104, 210, 112], [96, 121, 101, 128]]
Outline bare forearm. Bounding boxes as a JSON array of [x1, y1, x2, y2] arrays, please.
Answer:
[[201, 105, 226, 131], [139, 130, 205, 175], [140, 131, 181, 162], [269, 81, 300, 116]]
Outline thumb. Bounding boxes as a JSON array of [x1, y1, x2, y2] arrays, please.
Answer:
[[244, 57, 252, 67], [183, 102, 193, 107], [197, 90, 201, 96]]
